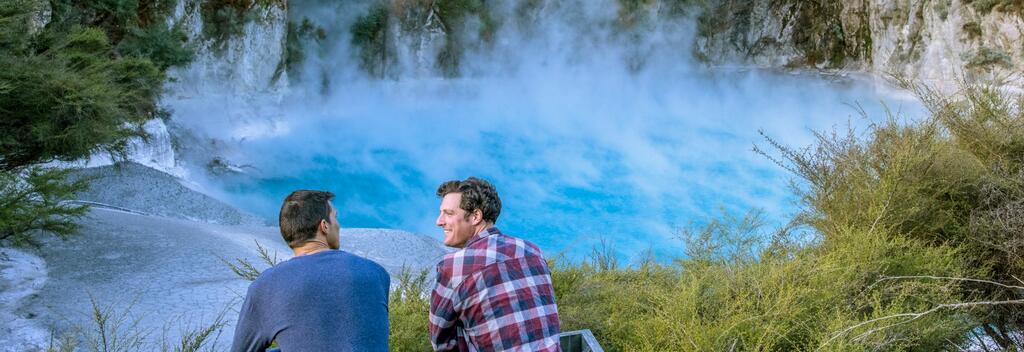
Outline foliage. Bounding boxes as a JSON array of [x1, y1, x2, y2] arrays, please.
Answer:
[[967, 0, 1024, 14], [0, 0, 190, 243], [1, 0, 190, 170], [119, 21, 194, 70], [0, 167, 89, 245], [349, 0, 501, 78], [82, 296, 148, 352], [961, 21, 982, 39], [962, 47, 1013, 68], [47, 0, 185, 54], [760, 81, 1024, 349], [0, 0, 36, 53], [551, 213, 967, 351], [161, 309, 230, 352], [0, 25, 158, 169], [273, 18, 326, 83], [933, 0, 952, 20], [919, 83, 1024, 347], [200, 0, 282, 49], [389, 267, 433, 351], [351, 2, 393, 79], [373, 83, 1024, 351], [45, 295, 229, 352], [222, 241, 281, 281]]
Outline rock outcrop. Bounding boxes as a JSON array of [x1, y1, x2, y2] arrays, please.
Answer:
[[160, 0, 291, 174], [696, 0, 1024, 91]]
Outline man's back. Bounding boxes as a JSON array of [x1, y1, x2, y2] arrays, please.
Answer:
[[231, 250, 390, 352], [429, 227, 561, 351]]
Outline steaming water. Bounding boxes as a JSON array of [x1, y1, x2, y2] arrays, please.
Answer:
[[167, 2, 924, 261], [207, 71, 920, 261]]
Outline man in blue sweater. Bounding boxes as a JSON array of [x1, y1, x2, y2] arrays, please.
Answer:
[[230, 190, 390, 352]]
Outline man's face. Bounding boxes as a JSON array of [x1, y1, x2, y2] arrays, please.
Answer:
[[325, 202, 341, 249], [436, 193, 476, 248]]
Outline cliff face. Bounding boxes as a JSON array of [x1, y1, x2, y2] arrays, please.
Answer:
[[696, 0, 1024, 91], [164, 0, 289, 102], [159, 0, 291, 174], [48, 0, 1017, 172]]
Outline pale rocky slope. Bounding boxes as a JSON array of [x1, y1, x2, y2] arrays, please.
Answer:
[[0, 163, 448, 351]]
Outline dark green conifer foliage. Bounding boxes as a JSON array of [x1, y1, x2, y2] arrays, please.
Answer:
[[351, 2, 392, 79], [0, 167, 89, 245], [0, 0, 191, 243]]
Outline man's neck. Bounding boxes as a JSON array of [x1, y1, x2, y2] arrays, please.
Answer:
[[474, 222, 496, 236], [293, 240, 331, 257]]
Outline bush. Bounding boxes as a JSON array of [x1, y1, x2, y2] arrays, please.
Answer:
[[0, 167, 89, 245], [351, 2, 392, 78], [118, 21, 195, 70], [0, 0, 190, 243], [550, 210, 968, 351], [962, 47, 1013, 68], [273, 18, 326, 83], [201, 0, 283, 49], [0, 29, 155, 170], [388, 268, 433, 351]]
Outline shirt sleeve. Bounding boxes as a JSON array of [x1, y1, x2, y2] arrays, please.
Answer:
[[230, 287, 271, 352], [429, 262, 461, 351]]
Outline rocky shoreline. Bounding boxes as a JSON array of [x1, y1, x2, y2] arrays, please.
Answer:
[[0, 162, 449, 351]]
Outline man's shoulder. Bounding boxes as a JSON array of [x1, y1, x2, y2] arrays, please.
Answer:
[[435, 231, 548, 283], [254, 251, 388, 284], [485, 232, 548, 262], [328, 250, 387, 271]]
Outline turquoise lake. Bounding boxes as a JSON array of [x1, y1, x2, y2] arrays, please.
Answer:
[[208, 68, 923, 261]]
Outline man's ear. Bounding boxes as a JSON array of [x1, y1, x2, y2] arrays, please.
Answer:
[[319, 219, 329, 234], [471, 209, 483, 225]]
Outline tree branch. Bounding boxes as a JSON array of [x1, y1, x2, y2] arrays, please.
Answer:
[[869, 275, 1024, 292], [818, 299, 1024, 350]]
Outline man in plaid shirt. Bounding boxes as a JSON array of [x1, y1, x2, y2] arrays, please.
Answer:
[[429, 177, 562, 351]]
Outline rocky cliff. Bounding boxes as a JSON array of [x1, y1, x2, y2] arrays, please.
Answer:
[[696, 0, 1023, 91], [35, 0, 1022, 175]]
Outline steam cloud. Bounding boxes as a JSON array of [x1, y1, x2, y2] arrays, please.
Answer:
[[165, 1, 922, 261]]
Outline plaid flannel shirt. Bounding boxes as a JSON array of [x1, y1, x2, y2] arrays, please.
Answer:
[[429, 227, 561, 351]]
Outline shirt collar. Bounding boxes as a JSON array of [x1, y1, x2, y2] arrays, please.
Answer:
[[464, 226, 500, 248]]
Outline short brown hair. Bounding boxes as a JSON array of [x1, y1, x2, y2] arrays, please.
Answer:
[[279, 190, 335, 247], [436, 177, 501, 224]]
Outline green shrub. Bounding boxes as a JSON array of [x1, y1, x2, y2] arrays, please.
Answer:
[[962, 21, 982, 39], [273, 18, 326, 83], [0, 167, 89, 245], [0, 0, 189, 243], [389, 268, 433, 351], [962, 47, 1013, 68], [201, 0, 282, 49], [351, 2, 392, 78], [0, 30, 156, 170], [962, 0, 1019, 13], [0, 0, 37, 53], [118, 22, 194, 70], [933, 0, 951, 20]]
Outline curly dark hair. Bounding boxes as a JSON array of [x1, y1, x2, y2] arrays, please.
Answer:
[[279, 190, 335, 247], [436, 177, 502, 224]]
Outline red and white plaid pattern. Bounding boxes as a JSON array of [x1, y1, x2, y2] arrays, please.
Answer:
[[429, 227, 561, 351]]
